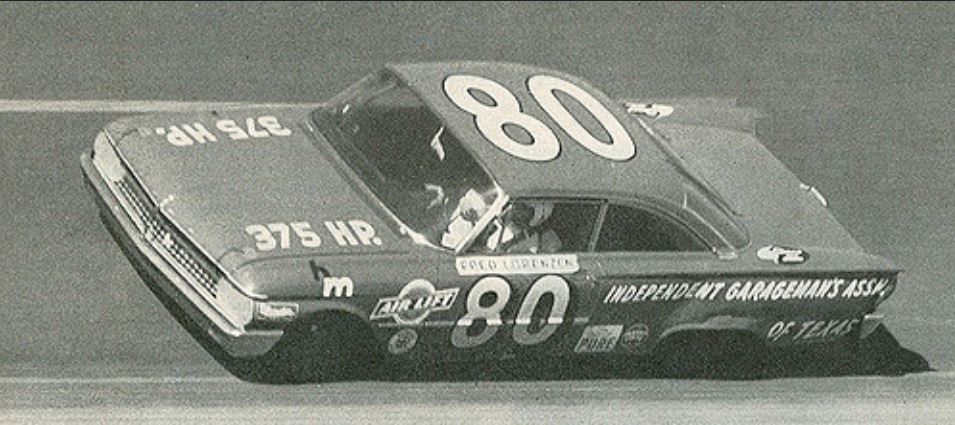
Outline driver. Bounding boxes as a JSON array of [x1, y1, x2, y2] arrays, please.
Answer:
[[492, 201, 562, 254]]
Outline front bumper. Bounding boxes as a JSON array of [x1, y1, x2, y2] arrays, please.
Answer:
[[81, 151, 282, 358]]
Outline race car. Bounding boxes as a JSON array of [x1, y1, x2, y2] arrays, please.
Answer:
[[81, 61, 898, 383]]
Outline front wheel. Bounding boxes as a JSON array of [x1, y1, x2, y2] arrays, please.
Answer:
[[225, 314, 380, 384]]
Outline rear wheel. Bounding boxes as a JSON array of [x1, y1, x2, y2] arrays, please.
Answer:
[[652, 331, 767, 379]]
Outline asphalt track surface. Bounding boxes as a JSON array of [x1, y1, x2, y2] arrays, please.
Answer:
[[0, 370, 953, 424], [2, 2, 955, 423]]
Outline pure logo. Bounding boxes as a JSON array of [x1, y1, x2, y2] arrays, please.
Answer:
[[574, 325, 623, 353]]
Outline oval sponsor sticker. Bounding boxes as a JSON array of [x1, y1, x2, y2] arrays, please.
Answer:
[[757, 245, 808, 265], [619, 324, 649, 349], [388, 328, 418, 355]]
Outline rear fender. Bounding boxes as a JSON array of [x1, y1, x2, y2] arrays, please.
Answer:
[[659, 315, 761, 341]]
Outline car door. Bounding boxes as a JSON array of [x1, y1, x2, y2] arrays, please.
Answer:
[[586, 201, 733, 355], [434, 198, 605, 361]]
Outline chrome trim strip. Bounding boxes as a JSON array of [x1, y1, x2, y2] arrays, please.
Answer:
[[88, 155, 247, 336], [91, 139, 252, 329]]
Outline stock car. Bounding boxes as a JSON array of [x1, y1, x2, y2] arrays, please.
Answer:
[[81, 61, 899, 383]]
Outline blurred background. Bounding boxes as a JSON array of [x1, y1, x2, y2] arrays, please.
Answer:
[[0, 2, 952, 371]]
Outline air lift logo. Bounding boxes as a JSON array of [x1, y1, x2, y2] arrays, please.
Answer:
[[370, 279, 459, 325]]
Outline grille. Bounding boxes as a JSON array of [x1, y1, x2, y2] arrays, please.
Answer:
[[114, 177, 219, 298]]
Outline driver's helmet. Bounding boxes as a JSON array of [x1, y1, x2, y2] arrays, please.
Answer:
[[506, 202, 535, 227], [527, 201, 554, 227]]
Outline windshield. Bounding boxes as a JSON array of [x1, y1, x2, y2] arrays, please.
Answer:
[[323, 71, 500, 250]]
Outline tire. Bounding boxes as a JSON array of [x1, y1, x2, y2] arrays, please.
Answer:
[[652, 331, 766, 379], [129, 256, 378, 383], [227, 314, 378, 384], [105, 211, 382, 383]]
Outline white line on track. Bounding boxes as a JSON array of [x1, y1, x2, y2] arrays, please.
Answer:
[[0, 376, 237, 385], [0, 100, 321, 113], [2, 371, 952, 386]]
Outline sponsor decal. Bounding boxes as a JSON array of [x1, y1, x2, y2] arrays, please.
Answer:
[[619, 324, 650, 349], [253, 302, 298, 322], [323, 219, 382, 247], [158, 116, 292, 146], [322, 277, 354, 298], [388, 328, 418, 355], [603, 277, 891, 304], [455, 254, 579, 276], [767, 318, 860, 343], [757, 245, 808, 265], [624, 102, 675, 118], [309, 260, 355, 298], [574, 325, 623, 353], [370, 280, 459, 325], [604, 281, 725, 303], [245, 219, 382, 252]]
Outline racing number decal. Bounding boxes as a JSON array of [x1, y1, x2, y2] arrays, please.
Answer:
[[527, 76, 635, 161], [444, 76, 560, 161], [443, 75, 635, 162], [513, 275, 570, 345], [452, 277, 511, 348], [451, 275, 571, 348]]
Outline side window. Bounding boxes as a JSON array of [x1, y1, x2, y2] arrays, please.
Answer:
[[469, 200, 600, 254], [596, 204, 707, 252]]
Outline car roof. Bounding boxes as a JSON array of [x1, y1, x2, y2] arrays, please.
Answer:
[[385, 61, 687, 206]]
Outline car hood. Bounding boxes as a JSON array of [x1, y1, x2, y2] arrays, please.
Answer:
[[104, 106, 412, 273]]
